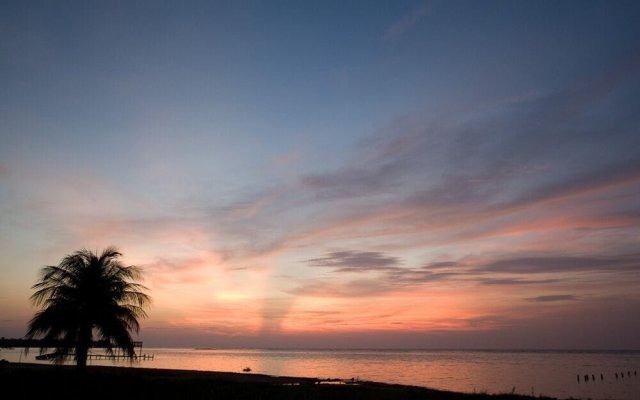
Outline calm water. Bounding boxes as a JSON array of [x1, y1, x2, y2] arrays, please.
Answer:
[[2, 348, 639, 400]]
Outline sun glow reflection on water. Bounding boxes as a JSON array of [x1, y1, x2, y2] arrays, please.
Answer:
[[2, 348, 639, 400]]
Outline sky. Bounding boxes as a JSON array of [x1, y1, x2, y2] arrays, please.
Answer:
[[1, 0, 640, 349]]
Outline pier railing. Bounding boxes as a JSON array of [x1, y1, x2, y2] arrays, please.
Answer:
[[1, 338, 154, 361]]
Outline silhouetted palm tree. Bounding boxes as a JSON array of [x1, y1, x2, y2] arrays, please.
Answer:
[[26, 247, 150, 372]]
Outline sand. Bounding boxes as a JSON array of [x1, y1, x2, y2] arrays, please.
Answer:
[[0, 361, 558, 400]]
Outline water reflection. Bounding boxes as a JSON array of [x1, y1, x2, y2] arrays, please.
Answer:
[[2, 348, 638, 400]]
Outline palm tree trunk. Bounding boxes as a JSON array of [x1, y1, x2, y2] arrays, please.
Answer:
[[75, 325, 91, 373]]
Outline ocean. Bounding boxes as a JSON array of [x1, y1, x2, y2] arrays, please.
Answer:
[[2, 348, 639, 400]]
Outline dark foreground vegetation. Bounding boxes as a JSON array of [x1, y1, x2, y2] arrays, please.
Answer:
[[0, 362, 559, 400]]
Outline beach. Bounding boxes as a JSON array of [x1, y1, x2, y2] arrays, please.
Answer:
[[0, 362, 555, 400]]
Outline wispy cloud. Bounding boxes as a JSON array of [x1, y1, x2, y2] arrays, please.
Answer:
[[382, 1, 433, 46], [307, 250, 401, 272], [289, 278, 392, 298], [480, 278, 559, 286], [479, 254, 640, 274], [423, 261, 460, 269], [293, 249, 463, 298], [497, 160, 640, 212], [526, 294, 578, 302], [213, 55, 640, 268]]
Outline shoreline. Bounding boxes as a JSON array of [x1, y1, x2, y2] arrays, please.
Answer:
[[1, 361, 558, 399]]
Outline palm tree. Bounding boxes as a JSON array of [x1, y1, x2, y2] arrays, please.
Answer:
[[26, 247, 150, 372]]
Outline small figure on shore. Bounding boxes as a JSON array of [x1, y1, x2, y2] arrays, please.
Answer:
[[627, 371, 631, 377], [615, 373, 618, 379], [584, 374, 589, 382], [591, 374, 595, 381], [577, 375, 580, 383], [600, 373, 603, 381], [620, 372, 624, 379]]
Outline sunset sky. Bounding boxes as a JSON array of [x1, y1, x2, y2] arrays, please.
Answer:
[[1, 0, 640, 349]]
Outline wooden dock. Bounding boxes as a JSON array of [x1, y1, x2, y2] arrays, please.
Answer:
[[35, 341, 154, 361], [87, 353, 154, 361]]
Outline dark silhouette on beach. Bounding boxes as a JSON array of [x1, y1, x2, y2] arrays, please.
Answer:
[[24, 247, 150, 372], [0, 363, 563, 400]]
